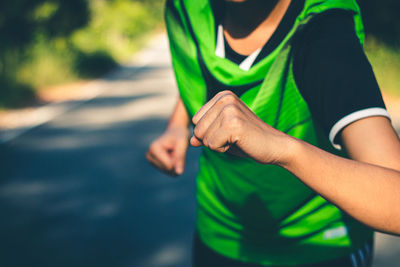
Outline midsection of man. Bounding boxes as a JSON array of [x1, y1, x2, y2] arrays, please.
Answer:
[[165, 0, 385, 266]]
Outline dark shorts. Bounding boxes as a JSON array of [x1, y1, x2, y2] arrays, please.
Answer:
[[192, 233, 374, 267]]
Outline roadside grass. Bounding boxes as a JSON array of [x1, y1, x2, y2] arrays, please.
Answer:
[[365, 38, 400, 97]]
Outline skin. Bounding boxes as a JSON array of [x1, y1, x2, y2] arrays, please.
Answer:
[[190, 90, 400, 235], [146, 98, 190, 176], [146, 0, 400, 235], [223, 0, 291, 55], [147, 0, 291, 174]]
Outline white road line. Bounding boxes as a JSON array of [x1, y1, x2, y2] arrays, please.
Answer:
[[0, 34, 167, 144]]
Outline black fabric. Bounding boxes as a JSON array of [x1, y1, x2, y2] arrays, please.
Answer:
[[193, 233, 373, 267], [224, 39, 247, 65], [178, 0, 265, 101], [254, 0, 305, 63], [292, 10, 386, 144], [222, 6, 387, 145]]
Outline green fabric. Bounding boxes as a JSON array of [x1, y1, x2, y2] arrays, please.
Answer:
[[165, 0, 372, 265]]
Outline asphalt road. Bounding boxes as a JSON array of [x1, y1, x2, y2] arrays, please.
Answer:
[[0, 35, 399, 267]]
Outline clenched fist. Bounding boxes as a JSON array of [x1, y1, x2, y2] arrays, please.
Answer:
[[146, 126, 190, 176], [190, 90, 294, 166]]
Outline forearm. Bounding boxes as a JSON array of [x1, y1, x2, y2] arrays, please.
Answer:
[[281, 137, 400, 234], [190, 90, 400, 234], [167, 97, 190, 129]]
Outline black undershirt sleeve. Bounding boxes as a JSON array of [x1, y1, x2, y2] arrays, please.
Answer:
[[293, 11, 389, 148]]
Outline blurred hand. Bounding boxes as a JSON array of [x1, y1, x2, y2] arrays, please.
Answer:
[[146, 126, 190, 176], [190, 90, 293, 165]]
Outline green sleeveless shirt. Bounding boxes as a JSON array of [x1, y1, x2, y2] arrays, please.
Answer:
[[165, 0, 373, 265]]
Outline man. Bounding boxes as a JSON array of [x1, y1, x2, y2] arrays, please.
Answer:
[[147, 0, 400, 266]]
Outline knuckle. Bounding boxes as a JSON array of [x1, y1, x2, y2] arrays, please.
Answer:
[[202, 138, 209, 148], [193, 126, 202, 138], [229, 116, 243, 127], [145, 152, 152, 161], [222, 114, 243, 130], [208, 140, 217, 151], [149, 142, 158, 153], [191, 116, 197, 125], [221, 104, 239, 117], [215, 91, 224, 97], [216, 90, 232, 97], [221, 146, 229, 153], [216, 147, 227, 153], [220, 93, 236, 105]]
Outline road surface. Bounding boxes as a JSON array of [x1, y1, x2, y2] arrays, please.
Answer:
[[0, 35, 399, 267]]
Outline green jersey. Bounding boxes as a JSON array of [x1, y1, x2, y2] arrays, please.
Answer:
[[165, 0, 373, 265]]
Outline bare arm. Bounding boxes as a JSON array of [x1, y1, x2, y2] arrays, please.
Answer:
[[283, 117, 400, 234], [191, 91, 400, 234], [167, 96, 190, 129]]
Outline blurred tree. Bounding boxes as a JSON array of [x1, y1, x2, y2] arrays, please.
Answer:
[[0, 0, 90, 107], [0, 0, 89, 47], [357, 0, 400, 46]]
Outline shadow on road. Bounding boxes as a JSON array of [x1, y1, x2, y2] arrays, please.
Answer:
[[0, 114, 199, 267], [1, 33, 399, 267], [106, 65, 171, 82]]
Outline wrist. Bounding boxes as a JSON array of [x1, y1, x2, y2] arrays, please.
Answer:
[[167, 97, 190, 130], [167, 117, 190, 130], [276, 135, 303, 169], [167, 123, 189, 132], [166, 124, 190, 139], [168, 115, 190, 129]]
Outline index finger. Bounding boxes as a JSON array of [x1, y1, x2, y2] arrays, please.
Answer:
[[192, 90, 236, 125]]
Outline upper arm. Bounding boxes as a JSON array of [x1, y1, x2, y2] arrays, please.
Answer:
[[341, 116, 400, 171], [293, 11, 391, 150]]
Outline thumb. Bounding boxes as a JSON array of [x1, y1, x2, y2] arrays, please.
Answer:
[[173, 140, 188, 175]]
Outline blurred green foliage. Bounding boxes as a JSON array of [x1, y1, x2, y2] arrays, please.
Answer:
[[1, 0, 399, 108], [0, 0, 163, 108], [365, 39, 400, 97], [357, 0, 400, 96]]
